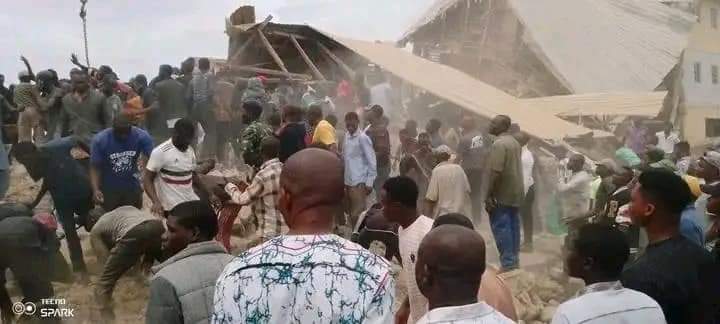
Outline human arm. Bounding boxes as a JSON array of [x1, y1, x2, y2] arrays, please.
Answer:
[[89, 137, 105, 204], [360, 135, 377, 192], [225, 175, 264, 206], [394, 297, 410, 324], [143, 150, 164, 215], [425, 169, 439, 216], [481, 143, 505, 210], [145, 276, 184, 324], [20, 55, 35, 81], [70, 54, 89, 72], [90, 226, 110, 266]]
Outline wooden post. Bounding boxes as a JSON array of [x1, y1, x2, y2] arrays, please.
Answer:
[[290, 36, 326, 80], [257, 29, 289, 74], [317, 42, 355, 79]]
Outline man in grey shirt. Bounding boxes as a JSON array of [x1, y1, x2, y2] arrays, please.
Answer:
[[60, 71, 112, 145], [88, 206, 164, 320]]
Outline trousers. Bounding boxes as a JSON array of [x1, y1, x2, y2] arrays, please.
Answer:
[[346, 185, 368, 230], [490, 205, 521, 270]]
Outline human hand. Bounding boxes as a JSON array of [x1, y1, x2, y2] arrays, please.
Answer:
[[151, 203, 164, 217], [362, 184, 373, 195], [394, 302, 409, 324], [70, 53, 80, 65], [20, 55, 28, 64], [485, 198, 497, 214], [93, 190, 104, 204]]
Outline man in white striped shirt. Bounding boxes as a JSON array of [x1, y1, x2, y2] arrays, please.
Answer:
[[144, 118, 203, 216]]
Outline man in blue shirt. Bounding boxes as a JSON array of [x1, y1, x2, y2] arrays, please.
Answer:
[[90, 115, 153, 211], [342, 112, 376, 229], [12, 137, 93, 280]]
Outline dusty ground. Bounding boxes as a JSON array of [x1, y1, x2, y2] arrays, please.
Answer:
[[4, 162, 580, 324]]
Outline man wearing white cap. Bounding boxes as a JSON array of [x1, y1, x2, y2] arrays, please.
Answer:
[[425, 145, 472, 219]]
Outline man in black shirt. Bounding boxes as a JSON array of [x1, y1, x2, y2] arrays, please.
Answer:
[[277, 105, 306, 162], [622, 170, 720, 324]]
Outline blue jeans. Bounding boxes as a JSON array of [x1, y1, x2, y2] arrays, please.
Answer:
[[490, 205, 520, 270]]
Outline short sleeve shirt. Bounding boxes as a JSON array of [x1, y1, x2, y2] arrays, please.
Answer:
[[486, 134, 524, 207], [457, 130, 489, 172], [91, 127, 153, 191], [312, 120, 337, 146], [398, 215, 435, 323], [425, 162, 472, 218], [145, 139, 199, 211]]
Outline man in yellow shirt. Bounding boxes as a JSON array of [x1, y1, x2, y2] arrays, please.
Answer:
[[308, 104, 337, 151]]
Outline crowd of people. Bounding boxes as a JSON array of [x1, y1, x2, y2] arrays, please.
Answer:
[[0, 54, 717, 324]]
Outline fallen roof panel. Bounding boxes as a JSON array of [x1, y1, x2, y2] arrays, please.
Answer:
[[331, 37, 613, 140], [521, 92, 666, 117]]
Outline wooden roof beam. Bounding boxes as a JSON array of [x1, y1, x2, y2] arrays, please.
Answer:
[[317, 42, 355, 79], [221, 65, 311, 80], [257, 29, 289, 74], [290, 36, 326, 81]]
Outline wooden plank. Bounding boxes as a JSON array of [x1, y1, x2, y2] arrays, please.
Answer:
[[317, 42, 355, 79], [257, 29, 289, 74], [220, 65, 311, 80], [229, 33, 257, 64], [290, 36, 326, 81], [270, 30, 308, 40]]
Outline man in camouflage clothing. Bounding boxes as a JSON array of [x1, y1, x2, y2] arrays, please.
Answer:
[[240, 101, 272, 169]]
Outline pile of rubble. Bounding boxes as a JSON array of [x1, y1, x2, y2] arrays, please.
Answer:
[[503, 269, 584, 324]]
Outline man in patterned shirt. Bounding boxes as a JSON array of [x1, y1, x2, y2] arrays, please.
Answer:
[[240, 101, 272, 169], [224, 136, 286, 243], [213, 148, 395, 323]]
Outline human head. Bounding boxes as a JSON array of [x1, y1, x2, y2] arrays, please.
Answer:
[[198, 57, 210, 72], [433, 145, 453, 163], [596, 159, 618, 178], [172, 118, 196, 150], [307, 104, 323, 127], [164, 200, 218, 256], [645, 146, 665, 164], [101, 73, 116, 96], [405, 119, 418, 135], [267, 112, 281, 130], [158, 64, 173, 79], [71, 71, 90, 94], [567, 154, 585, 173], [489, 115, 511, 136], [97, 65, 114, 81], [612, 167, 634, 188], [418, 132, 431, 149], [433, 213, 474, 230], [673, 141, 690, 161], [460, 116, 477, 133], [32, 212, 58, 233], [699, 151, 720, 182], [566, 223, 629, 284], [629, 169, 692, 228], [345, 112, 360, 134], [11, 142, 44, 180], [326, 114, 338, 128], [366, 105, 384, 122], [381, 176, 419, 226], [260, 136, 280, 161], [0, 74, 4, 85], [513, 131, 530, 147], [181, 57, 195, 74], [426, 118, 441, 134], [416, 225, 486, 309], [18, 70, 32, 83], [279, 149, 344, 233], [282, 105, 303, 123], [242, 101, 263, 124], [112, 115, 133, 141], [133, 74, 148, 91]]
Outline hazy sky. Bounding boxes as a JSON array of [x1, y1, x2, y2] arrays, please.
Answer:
[[0, 0, 434, 82]]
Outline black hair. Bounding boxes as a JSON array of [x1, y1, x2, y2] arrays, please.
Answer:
[[267, 112, 281, 127], [428, 118, 441, 128], [637, 169, 693, 216], [307, 104, 323, 120], [173, 118, 196, 138], [11, 141, 37, 158], [573, 223, 629, 278], [433, 213, 474, 230], [243, 101, 263, 120], [345, 111, 359, 122], [169, 200, 218, 239], [326, 114, 338, 127], [283, 105, 303, 122], [261, 136, 280, 158], [370, 104, 384, 116], [382, 176, 419, 208], [198, 57, 211, 70], [98, 65, 114, 76], [675, 141, 690, 152]]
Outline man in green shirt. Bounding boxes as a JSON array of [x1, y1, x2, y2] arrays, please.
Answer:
[[482, 115, 524, 272]]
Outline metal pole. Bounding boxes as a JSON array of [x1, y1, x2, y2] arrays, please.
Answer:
[[80, 0, 90, 67]]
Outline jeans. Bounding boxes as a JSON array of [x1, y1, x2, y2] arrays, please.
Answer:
[[54, 194, 92, 272], [490, 205, 521, 270]]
